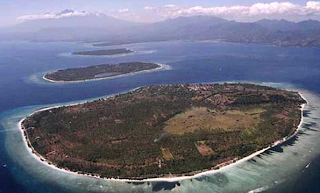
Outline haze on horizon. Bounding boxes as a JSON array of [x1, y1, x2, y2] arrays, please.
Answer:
[[2, 0, 320, 28]]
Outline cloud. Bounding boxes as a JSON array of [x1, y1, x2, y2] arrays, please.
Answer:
[[118, 8, 129, 13], [15, 2, 320, 24], [146, 1, 320, 21], [17, 9, 97, 22], [143, 6, 154, 10], [306, 1, 320, 12], [164, 4, 177, 8]]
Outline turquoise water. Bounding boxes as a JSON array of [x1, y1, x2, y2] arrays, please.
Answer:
[[0, 41, 320, 192]]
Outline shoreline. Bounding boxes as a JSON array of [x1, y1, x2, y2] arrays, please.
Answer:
[[18, 90, 307, 182], [42, 63, 168, 84]]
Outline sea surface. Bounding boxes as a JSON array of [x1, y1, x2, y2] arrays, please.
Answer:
[[0, 41, 320, 193]]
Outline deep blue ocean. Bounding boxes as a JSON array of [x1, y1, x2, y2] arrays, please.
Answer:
[[0, 41, 320, 193]]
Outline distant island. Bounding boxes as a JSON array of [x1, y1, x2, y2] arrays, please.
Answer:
[[93, 41, 158, 47], [21, 83, 306, 180], [91, 17, 320, 48], [71, 48, 133, 56], [43, 62, 161, 82], [3, 13, 320, 48]]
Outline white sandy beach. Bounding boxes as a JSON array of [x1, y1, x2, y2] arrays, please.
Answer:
[[42, 63, 169, 84], [18, 90, 307, 183]]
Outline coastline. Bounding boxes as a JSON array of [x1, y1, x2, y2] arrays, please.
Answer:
[[42, 63, 168, 84], [18, 91, 307, 183]]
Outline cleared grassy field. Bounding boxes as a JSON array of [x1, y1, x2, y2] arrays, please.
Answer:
[[163, 107, 264, 135], [161, 148, 174, 160], [195, 141, 214, 156]]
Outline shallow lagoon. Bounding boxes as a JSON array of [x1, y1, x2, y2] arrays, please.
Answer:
[[1, 41, 320, 192]]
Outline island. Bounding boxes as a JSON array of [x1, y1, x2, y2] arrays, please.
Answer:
[[21, 83, 306, 180], [43, 62, 161, 82], [71, 48, 133, 56]]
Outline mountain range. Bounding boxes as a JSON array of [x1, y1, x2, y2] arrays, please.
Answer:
[[2, 10, 320, 47]]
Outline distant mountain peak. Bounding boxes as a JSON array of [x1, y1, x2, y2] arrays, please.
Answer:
[[298, 19, 320, 24], [59, 9, 75, 15], [256, 18, 293, 24]]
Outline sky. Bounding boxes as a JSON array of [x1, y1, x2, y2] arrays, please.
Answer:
[[1, 0, 320, 27]]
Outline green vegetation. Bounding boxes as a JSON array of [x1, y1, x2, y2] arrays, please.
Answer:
[[44, 62, 160, 82], [72, 48, 133, 56], [21, 83, 306, 179]]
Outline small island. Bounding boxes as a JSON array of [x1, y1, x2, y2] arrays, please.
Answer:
[[21, 83, 306, 180], [72, 48, 133, 56], [43, 62, 161, 82]]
